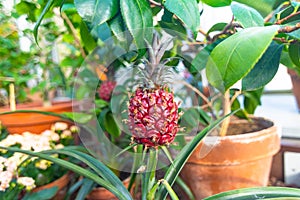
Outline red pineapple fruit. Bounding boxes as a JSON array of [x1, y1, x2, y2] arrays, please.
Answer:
[[98, 81, 116, 101], [127, 36, 181, 147]]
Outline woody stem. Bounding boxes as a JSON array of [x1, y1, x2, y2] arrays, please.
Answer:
[[220, 90, 231, 137]]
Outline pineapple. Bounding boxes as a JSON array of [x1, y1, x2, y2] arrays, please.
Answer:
[[127, 36, 180, 147]]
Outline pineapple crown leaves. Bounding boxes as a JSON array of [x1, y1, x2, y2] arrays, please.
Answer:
[[137, 34, 181, 88]]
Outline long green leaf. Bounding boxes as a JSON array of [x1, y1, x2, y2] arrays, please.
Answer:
[[23, 187, 58, 200], [164, 0, 200, 36], [33, 0, 54, 43], [242, 42, 283, 91], [75, 178, 94, 200], [175, 176, 195, 200], [156, 111, 236, 199], [52, 148, 133, 200], [159, 180, 179, 200], [231, 2, 264, 28], [120, 0, 153, 48], [206, 26, 279, 93], [203, 187, 300, 200], [0, 147, 130, 200]]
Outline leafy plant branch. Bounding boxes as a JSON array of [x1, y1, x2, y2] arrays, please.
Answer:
[[275, 11, 300, 25]]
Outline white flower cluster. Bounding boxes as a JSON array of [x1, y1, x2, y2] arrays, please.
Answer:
[[0, 156, 35, 191], [0, 122, 78, 192]]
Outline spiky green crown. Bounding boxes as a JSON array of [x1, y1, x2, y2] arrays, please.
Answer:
[[138, 35, 175, 88]]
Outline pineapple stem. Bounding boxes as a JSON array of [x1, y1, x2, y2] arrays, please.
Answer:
[[220, 90, 231, 137], [142, 148, 158, 200]]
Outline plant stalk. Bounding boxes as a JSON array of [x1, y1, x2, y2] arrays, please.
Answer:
[[219, 90, 231, 137]]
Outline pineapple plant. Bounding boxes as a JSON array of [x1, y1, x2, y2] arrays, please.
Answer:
[[127, 36, 181, 147], [98, 80, 116, 101]]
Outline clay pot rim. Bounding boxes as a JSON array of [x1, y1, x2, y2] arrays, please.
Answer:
[[33, 172, 70, 193], [0, 100, 79, 113], [186, 116, 281, 165], [186, 116, 280, 141]]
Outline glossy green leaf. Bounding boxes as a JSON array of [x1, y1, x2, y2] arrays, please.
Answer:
[[203, 187, 300, 200], [91, 22, 112, 41], [33, 0, 54, 43], [120, 0, 153, 47], [156, 111, 236, 200], [207, 22, 227, 35], [93, 0, 119, 25], [108, 13, 127, 42], [190, 40, 224, 75], [206, 26, 279, 93], [201, 0, 232, 7], [242, 42, 283, 91], [192, 42, 220, 72], [158, 20, 187, 39], [231, 2, 264, 28], [15, 1, 37, 21], [191, 47, 211, 72], [164, 0, 200, 36], [74, 0, 94, 22], [1, 147, 131, 200], [74, 0, 118, 26], [104, 112, 121, 138], [281, 50, 299, 72], [243, 88, 263, 114], [80, 21, 97, 52], [60, 3, 77, 14], [289, 41, 300, 67], [233, 0, 275, 17]]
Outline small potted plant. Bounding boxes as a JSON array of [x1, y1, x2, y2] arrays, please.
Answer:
[[0, 122, 78, 199]]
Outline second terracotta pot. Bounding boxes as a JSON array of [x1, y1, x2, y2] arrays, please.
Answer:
[[288, 69, 300, 112], [86, 178, 131, 200], [0, 101, 77, 134], [33, 173, 70, 200], [180, 117, 281, 199]]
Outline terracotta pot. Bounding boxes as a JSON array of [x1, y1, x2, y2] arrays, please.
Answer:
[[287, 69, 300, 112], [180, 117, 281, 199], [33, 173, 70, 200], [0, 101, 77, 134], [86, 178, 131, 200]]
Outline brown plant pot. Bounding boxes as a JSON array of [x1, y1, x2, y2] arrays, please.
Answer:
[[180, 117, 281, 199], [33, 173, 70, 200], [0, 101, 77, 134], [288, 69, 300, 112], [86, 177, 131, 200]]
